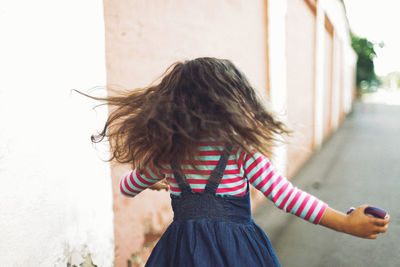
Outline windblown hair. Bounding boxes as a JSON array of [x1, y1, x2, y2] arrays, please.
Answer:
[[74, 57, 290, 173]]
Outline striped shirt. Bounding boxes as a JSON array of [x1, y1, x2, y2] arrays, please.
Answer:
[[120, 142, 328, 224]]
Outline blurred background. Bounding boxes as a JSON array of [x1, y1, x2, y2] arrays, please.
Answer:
[[0, 0, 398, 266]]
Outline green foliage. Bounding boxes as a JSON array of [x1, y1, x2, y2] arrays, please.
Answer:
[[350, 32, 380, 91], [379, 72, 400, 89]]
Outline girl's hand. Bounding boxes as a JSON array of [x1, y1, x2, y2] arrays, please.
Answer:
[[319, 205, 390, 239], [344, 205, 390, 239], [148, 179, 169, 191]]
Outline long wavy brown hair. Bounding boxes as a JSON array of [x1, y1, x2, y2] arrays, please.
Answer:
[[73, 57, 290, 175]]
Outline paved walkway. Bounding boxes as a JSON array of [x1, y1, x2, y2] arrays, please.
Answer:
[[253, 99, 400, 267]]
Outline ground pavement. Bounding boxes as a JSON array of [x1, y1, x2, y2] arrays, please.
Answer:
[[253, 98, 400, 267]]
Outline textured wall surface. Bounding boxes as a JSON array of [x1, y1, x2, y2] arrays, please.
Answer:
[[103, 0, 269, 265], [285, 0, 356, 176], [0, 1, 114, 266], [313, 0, 356, 149], [285, 0, 317, 177], [322, 24, 334, 140]]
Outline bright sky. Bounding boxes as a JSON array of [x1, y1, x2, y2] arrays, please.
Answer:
[[343, 0, 400, 76]]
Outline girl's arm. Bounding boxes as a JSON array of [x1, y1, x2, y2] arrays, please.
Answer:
[[241, 148, 327, 224], [242, 149, 391, 237], [319, 205, 390, 239], [119, 164, 166, 197]]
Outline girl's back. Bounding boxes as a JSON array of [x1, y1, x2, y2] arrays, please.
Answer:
[[121, 140, 327, 225], [143, 142, 281, 267]]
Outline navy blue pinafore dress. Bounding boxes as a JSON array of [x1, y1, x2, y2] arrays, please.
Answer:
[[145, 145, 281, 267]]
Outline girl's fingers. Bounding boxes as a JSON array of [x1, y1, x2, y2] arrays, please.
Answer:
[[368, 234, 378, 239], [374, 225, 388, 234], [371, 216, 390, 226]]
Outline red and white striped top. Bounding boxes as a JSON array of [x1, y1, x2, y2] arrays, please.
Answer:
[[120, 142, 328, 224]]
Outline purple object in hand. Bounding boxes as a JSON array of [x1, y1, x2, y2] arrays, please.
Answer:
[[364, 206, 387, 219], [346, 207, 355, 215], [346, 206, 387, 219]]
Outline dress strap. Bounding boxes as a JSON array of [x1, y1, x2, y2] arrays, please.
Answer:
[[171, 161, 192, 194], [204, 143, 233, 195]]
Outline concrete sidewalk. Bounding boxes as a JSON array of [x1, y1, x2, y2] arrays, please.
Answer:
[[253, 100, 400, 267]]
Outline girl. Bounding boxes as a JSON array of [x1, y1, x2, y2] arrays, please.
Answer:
[[76, 57, 390, 266]]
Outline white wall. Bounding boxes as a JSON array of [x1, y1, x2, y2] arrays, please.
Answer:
[[0, 1, 114, 266]]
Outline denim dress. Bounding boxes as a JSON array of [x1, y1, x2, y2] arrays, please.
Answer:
[[145, 145, 281, 267]]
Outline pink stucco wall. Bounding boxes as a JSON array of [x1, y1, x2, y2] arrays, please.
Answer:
[[103, 1, 269, 266], [338, 38, 346, 123], [323, 22, 334, 140], [285, 0, 316, 177]]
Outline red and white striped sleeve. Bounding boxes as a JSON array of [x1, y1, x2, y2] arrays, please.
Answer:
[[242, 149, 328, 224], [119, 164, 165, 197]]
